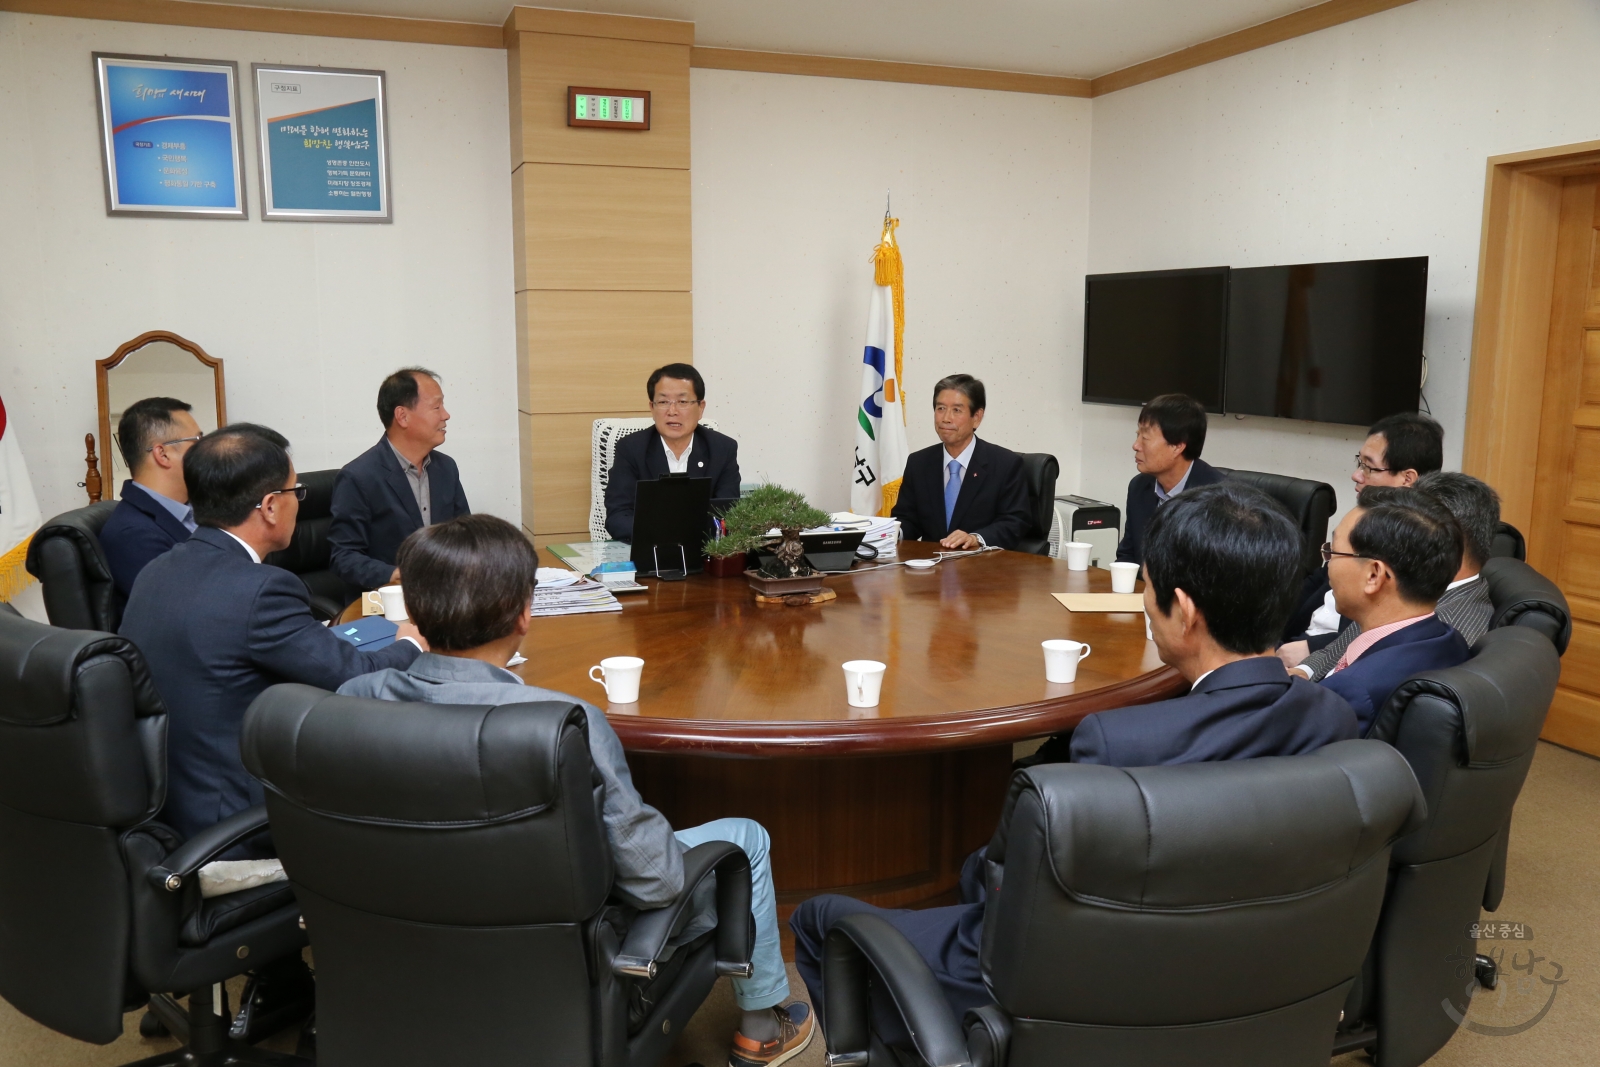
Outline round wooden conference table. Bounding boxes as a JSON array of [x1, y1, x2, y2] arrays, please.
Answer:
[[507, 541, 1185, 921]]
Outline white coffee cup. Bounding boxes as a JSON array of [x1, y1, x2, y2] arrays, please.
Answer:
[[1109, 561, 1140, 594], [378, 584, 408, 622], [842, 660, 887, 708], [1042, 640, 1092, 683], [589, 656, 644, 703], [1064, 542, 1092, 571]]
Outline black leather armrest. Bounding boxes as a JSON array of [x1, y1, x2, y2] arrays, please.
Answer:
[[612, 840, 753, 980], [823, 912, 972, 1067], [964, 1004, 1012, 1067], [146, 805, 272, 892]]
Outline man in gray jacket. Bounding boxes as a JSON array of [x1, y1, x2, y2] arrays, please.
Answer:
[[338, 514, 812, 1067]]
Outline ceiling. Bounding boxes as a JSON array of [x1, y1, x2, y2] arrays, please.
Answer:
[[233, 0, 1335, 78]]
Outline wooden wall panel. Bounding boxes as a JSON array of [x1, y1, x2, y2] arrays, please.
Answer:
[[516, 32, 690, 169], [520, 410, 646, 534], [518, 162, 692, 291], [519, 290, 690, 414], [505, 6, 694, 47]]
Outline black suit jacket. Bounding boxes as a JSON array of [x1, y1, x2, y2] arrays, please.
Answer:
[[1115, 457, 1227, 565], [1070, 656, 1359, 767], [1321, 615, 1471, 735], [605, 425, 741, 543], [329, 436, 470, 591], [890, 438, 1031, 549], [100, 480, 191, 602], [120, 527, 420, 847]]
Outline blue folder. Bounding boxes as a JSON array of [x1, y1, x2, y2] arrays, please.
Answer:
[[331, 616, 398, 651]]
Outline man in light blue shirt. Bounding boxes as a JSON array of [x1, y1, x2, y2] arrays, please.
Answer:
[[100, 397, 203, 600]]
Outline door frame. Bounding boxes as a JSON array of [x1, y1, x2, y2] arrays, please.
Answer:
[[1464, 139, 1600, 525]]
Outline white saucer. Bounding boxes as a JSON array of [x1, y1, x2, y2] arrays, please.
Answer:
[[905, 558, 937, 570]]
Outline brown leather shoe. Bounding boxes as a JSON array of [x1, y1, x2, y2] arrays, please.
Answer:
[[728, 1003, 814, 1067]]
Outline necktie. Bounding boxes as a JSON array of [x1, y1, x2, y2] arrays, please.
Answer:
[[944, 459, 962, 529]]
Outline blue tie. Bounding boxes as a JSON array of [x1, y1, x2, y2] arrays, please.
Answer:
[[944, 459, 962, 529]]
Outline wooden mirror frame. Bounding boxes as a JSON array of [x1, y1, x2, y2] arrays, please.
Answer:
[[96, 330, 226, 496]]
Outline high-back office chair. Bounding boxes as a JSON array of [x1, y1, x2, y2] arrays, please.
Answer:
[[263, 467, 345, 620], [589, 417, 722, 543], [0, 611, 307, 1064], [1335, 626, 1560, 1067], [242, 684, 754, 1067], [1014, 454, 1059, 557], [1212, 467, 1337, 579], [23, 501, 120, 631], [822, 740, 1424, 1067], [1481, 555, 1570, 653], [1489, 520, 1526, 561]]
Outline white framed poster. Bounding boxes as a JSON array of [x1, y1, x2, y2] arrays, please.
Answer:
[[253, 64, 391, 222], [93, 53, 247, 218]]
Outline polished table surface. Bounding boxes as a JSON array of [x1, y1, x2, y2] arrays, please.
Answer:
[[519, 541, 1185, 756]]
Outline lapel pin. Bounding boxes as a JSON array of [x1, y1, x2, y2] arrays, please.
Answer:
[[698, 461, 704, 468]]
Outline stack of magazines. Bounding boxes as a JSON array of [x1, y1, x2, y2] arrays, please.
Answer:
[[531, 569, 623, 617]]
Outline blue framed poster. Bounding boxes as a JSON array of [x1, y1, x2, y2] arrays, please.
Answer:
[[93, 54, 247, 218], [253, 65, 391, 222]]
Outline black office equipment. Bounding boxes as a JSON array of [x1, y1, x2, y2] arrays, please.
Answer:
[[1082, 266, 1229, 411], [630, 476, 712, 579], [753, 530, 866, 574]]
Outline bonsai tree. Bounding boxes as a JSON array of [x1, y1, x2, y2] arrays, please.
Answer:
[[704, 484, 830, 572]]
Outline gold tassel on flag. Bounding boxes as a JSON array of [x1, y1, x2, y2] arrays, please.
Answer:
[[872, 216, 907, 425], [0, 533, 33, 602]]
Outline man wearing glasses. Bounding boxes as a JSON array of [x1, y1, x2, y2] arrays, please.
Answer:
[[100, 397, 206, 600], [604, 363, 741, 542]]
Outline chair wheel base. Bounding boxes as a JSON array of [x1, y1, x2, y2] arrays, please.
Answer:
[[139, 1010, 170, 1038], [117, 1045, 312, 1067], [1476, 953, 1499, 989]]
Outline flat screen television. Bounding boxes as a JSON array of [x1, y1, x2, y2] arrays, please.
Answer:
[[1225, 256, 1428, 426], [1082, 266, 1228, 412]]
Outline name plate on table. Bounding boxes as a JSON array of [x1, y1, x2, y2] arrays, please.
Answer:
[[1053, 593, 1146, 612]]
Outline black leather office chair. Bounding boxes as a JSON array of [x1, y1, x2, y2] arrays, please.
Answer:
[[242, 684, 754, 1067], [1015, 454, 1059, 556], [822, 740, 1424, 1067], [1335, 626, 1560, 1067], [0, 611, 308, 1065], [1490, 520, 1526, 561], [263, 468, 345, 621], [1213, 467, 1337, 579], [1481, 555, 1570, 653], [23, 501, 120, 631]]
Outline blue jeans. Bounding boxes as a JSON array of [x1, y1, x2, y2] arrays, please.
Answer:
[[674, 818, 788, 1011]]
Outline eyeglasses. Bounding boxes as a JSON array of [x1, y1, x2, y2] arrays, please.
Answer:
[[255, 483, 306, 508], [1320, 542, 1371, 564], [651, 399, 702, 412], [1353, 454, 1391, 476]]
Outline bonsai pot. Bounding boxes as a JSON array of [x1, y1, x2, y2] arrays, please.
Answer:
[[704, 552, 748, 578], [745, 569, 827, 598]]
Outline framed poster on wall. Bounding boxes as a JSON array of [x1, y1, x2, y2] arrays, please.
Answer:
[[93, 53, 247, 218], [253, 64, 391, 222]]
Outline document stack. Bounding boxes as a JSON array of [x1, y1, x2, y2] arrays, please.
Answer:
[[531, 568, 623, 617], [827, 512, 901, 560]]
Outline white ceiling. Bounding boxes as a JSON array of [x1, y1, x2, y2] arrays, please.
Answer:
[[249, 0, 1333, 78]]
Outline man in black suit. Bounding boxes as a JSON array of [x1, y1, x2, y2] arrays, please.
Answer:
[[889, 374, 1031, 550], [1114, 392, 1225, 566], [329, 368, 471, 592], [100, 397, 203, 601], [790, 483, 1357, 1043], [605, 363, 741, 543]]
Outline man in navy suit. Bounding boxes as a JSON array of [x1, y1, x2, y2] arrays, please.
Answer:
[[605, 363, 741, 543], [100, 397, 203, 601], [791, 483, 1358, 1044], [890, 374, 1031, 550], [1319, 485, 1471, 733], [329, 368, 471, 592], [1115, 393, 1226, 566]]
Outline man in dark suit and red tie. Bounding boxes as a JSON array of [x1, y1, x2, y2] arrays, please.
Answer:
[[890, 374, 1031, 550]]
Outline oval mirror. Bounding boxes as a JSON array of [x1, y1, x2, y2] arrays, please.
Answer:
[[96, 331, 226, 499]]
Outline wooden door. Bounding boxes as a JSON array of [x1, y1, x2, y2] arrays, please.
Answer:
[[1529, 175, 1600, 754]]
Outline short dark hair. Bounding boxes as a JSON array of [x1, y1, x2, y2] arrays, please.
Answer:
[[1348, 486, 1462, 604], [1367, 412, 1443, 477], [932, 374, 985, 413], [1143, 482, 1302, 654], [185, 423, 292, 529], [1138, 394, 1208, 461], [397, 514, 538, 651], [1416, 472, 1500, 569], [646, 363, 704, 403], [117, 397, 192, 470], [377, 368, 440, 429]]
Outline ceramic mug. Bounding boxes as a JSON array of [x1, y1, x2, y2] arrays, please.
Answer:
[[589, 656, 644, 703], [1042, 639, 1092, 683], [842, 660, 887, 708]]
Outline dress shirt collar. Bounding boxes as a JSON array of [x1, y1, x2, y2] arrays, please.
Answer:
[[128, 480, 197, 533], [1327, 612, 1435, 675], [943, 435, 978, 482], [1446, 574, 1479, 592], [406, 652, 523, 685], [662, 432, 694, 474], [387, 439, 431, 475], [220, 529, 262, 564], [1153, 460, 1195, 503]]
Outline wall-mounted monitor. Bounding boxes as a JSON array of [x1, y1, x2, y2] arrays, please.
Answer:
[[1082, 266, 1228, 412], [1225, 257, 1428, 426]]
